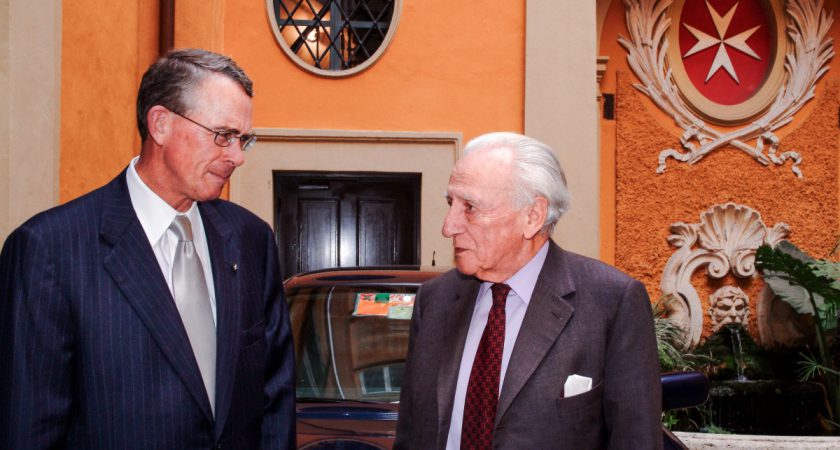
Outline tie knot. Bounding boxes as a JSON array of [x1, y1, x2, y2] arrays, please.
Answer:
[[490, 283, 510, 308], [170, 215, 194, 242]]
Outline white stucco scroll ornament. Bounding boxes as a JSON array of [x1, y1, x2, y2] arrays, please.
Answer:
[[660, 203, 789, 347], [618, 0, 834, 178]]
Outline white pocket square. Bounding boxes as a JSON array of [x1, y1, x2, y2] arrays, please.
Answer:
[[563, 374, 592, 398]]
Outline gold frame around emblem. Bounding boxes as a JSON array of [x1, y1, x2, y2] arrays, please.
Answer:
[[666, 0, 788, 125]]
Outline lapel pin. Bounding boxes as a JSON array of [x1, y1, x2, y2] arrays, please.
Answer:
[[232, 263, 238, 272]]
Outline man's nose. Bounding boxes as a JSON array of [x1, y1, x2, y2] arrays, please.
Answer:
[[442, 206, 463, 238], [226, 143, 246, 167]]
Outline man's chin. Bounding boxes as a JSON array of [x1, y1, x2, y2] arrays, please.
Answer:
[[194, 187, 224, 203], [454, 261, 478, 277]]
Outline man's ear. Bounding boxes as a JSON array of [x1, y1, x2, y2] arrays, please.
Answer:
[[146, 105, 171, 147], [523, 196, 548, 239]]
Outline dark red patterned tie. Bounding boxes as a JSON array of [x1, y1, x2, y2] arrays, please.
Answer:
[[461, 283, 510, 450]]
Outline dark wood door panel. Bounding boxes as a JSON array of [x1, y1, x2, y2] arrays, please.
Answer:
[[358, 199, 397, 266], [275, 172, 420, 278], [299, 199, 338, 272]]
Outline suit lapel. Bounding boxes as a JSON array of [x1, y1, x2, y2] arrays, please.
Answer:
[[198, 202, 241, 440], [435, 275, 481, 448], [100, 172, 214, 421], [496, 243, 576, 423]]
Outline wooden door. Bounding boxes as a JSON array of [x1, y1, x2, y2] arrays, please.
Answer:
[[275, 172, 420, 278]]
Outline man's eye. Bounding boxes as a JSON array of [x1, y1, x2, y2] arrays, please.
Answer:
[[217, 131, 235, 141], [465, 203, 475, 212]]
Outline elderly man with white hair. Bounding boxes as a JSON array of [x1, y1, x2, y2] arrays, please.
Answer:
[[395, 132, 661, 449]]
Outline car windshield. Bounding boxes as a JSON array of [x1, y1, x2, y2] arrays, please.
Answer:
[[287, 284, 416, 403]]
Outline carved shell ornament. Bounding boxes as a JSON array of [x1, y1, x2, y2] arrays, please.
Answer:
[[618, 0, 834, 178], [661, 203, 789, 347]]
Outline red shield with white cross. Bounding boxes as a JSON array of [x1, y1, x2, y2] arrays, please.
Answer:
[[667, 0, 786, 124]]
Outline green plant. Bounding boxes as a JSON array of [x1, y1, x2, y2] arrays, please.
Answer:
[[798, 351, 840, 379], [654, 294, 711, 372], [662, 409, 699, 431], [696, 403, 731, 434], [661, 399, 731, 434], [655, 295, 719, 432], [756, 240, 840, 420]]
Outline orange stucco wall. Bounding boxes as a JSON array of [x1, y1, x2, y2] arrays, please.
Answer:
[[231, 1, 524, 138], [59, 1, 526, 202], [599, 0, 840, 343], [59, 0, 159, 202]]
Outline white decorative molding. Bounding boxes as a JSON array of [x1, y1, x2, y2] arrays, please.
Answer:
[[661, 203, 790, 347], [618, 0, 834, 178], [709, 286, 750, 333], [597, 55, 610, 99], [757, 284, 816, 348]]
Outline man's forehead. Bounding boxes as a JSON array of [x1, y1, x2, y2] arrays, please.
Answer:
[[447, 168, 513, 209], [192, 75, 253, 128], [450, 147, 513, 185]]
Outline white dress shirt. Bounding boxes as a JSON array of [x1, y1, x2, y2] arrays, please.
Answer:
[[445, 242, 550, 449], [126, 156, 217, 324]]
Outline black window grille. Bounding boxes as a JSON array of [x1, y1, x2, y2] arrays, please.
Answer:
[[274, 0, 395, 71]]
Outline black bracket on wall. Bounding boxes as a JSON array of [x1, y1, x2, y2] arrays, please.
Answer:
[[603, 94, 615, 120]]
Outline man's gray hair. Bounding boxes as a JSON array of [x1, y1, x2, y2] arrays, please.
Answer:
[[136, 48, 253, 142], [463, 131, 571, 234]]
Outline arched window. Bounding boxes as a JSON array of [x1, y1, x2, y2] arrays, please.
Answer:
[[267, 0, 402, 77]]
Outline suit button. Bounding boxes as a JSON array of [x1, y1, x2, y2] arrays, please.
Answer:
[[215, 441, 223, 450]]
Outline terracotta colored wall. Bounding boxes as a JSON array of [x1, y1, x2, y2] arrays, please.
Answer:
[[226, 1, 525, 142], [599, 1, 840, 342], [60, 0, 159, 202], [616, 73, 839, 339], [59, 1, 525, 202]]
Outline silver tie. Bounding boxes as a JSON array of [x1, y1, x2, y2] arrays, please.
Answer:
[[170, 214, 216, 415]]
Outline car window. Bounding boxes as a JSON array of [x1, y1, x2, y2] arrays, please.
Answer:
[[287, 285, 416, 403]]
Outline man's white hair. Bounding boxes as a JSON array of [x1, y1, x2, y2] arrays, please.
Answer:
[[463, 131, 571, 234]]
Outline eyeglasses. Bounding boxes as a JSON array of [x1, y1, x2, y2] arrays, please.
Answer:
[[171, 110, 257, 151]]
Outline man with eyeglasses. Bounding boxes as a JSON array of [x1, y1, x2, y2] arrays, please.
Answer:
[[0, 49, 295, 449]]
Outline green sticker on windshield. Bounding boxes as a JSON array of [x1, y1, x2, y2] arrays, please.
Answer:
[[353, 293, 415, 319]]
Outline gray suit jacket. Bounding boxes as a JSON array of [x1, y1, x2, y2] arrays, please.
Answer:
[[395, 241, 661, 449]]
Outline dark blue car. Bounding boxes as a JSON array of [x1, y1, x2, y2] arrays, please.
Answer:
[[285, 268, 707, 449]]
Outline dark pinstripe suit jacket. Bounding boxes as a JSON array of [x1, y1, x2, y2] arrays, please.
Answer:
[[395, 242, 662, 449], [0, 171, 295, 449]]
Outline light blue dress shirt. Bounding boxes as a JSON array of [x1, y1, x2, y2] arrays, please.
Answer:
[[445, 241, 550, 449]]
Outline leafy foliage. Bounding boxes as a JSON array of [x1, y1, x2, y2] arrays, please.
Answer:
[[813, 260, 840, 292], [654, 296, 720, 432], [756, 242, 840, 331], [756, 240, 840, 421], [654, 294, 710, 371], [798, 350, 840, 381]]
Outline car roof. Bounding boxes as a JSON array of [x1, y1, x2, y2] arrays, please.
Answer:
[[284, 266, 447, 289]]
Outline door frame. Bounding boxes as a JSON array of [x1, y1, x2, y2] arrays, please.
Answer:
[[273, 170, 422, 276], [228, 129, 461, 269]]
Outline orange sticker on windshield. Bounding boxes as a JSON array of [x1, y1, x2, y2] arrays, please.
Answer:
[[355, 293, 390, 316], [353, 293, 416, 319]]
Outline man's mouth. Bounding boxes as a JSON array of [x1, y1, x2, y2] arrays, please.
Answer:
[[210, 170, 233, 182]]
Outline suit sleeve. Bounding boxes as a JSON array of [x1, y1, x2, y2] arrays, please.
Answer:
[[0, 226, 75, 449], [603, 279, 662, 450], [393, 283, 425, 449], [260, 228, 296, 450]]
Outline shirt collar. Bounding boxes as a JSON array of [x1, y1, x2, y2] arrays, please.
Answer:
[[478, 241, 550, 305], [126, 156, 199, 245]]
